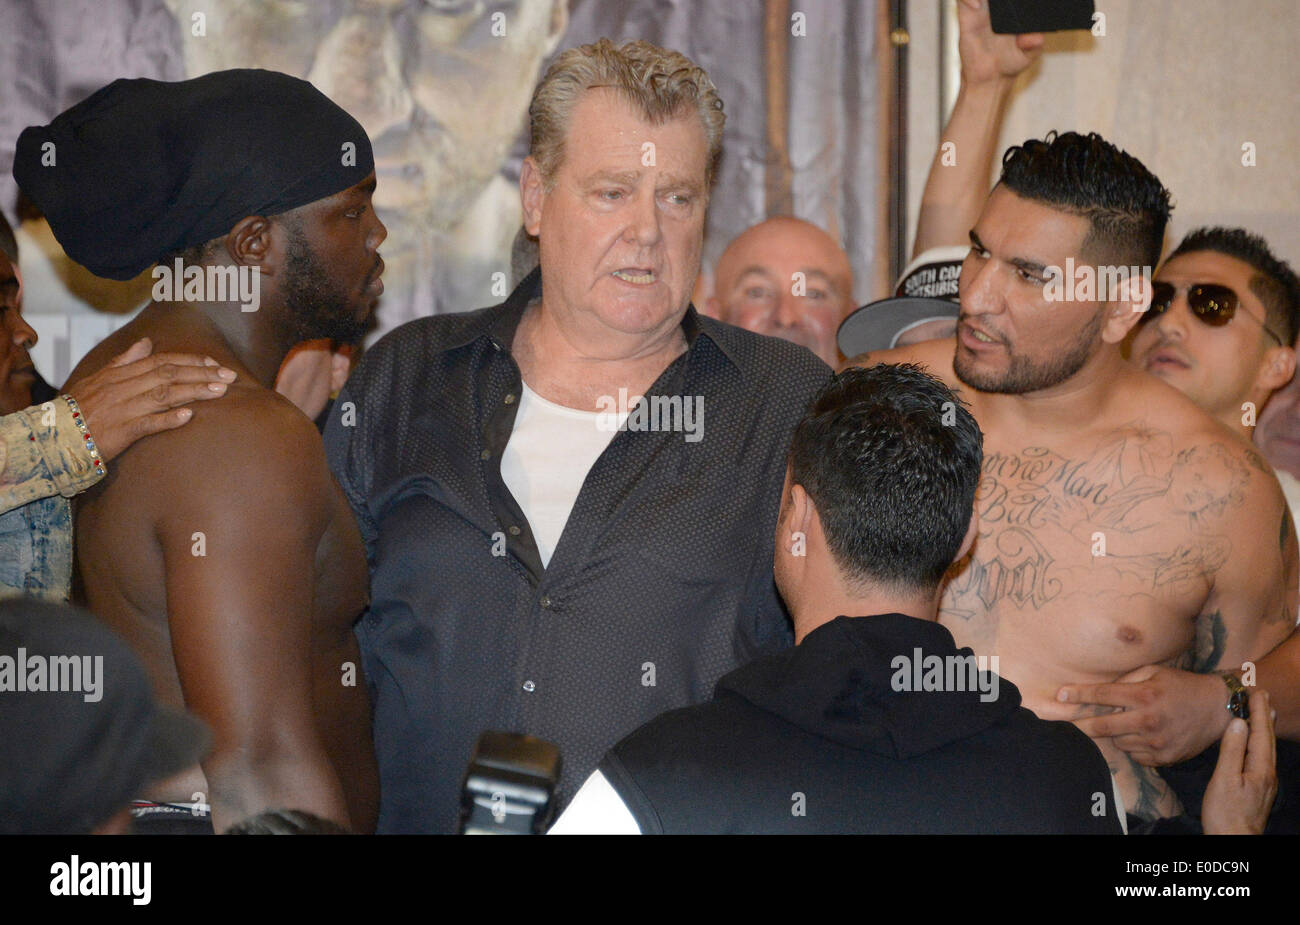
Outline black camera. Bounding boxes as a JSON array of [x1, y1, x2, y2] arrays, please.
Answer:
[[458, 731, 562, 834]]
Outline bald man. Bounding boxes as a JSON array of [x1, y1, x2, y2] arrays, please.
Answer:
[[708, 217, 854, 367]]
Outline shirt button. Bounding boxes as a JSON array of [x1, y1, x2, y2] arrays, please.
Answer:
[[508, 525, 521, 536], [522, 680, 536, 692], [540, 595, 552, 609], [480, 449, 491, 460], [504, 393, 516, 405]]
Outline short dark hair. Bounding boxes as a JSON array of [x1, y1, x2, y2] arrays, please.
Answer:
[[998, 130, 1173, 271], [1168, 226, 1300, 347], [789, 364, 983, 593]]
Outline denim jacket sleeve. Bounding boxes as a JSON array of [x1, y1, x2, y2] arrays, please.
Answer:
[[0, 397, 106, 516]]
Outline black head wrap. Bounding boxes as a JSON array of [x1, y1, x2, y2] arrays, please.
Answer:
[[13, 69, 375, 281]]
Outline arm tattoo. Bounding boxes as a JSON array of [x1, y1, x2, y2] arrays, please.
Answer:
[[1121, 753, 1181, 821], [1190, 609, 1227, 673]]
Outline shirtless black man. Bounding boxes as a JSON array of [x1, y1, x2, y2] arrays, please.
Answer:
[[15, 69, 386, 833]]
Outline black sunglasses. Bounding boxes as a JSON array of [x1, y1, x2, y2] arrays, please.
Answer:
[[1139, 281, 1283, 346]]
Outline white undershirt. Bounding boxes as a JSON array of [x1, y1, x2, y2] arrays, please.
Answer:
[[500, 382, 623, 568], [548, 770, 642, 834]]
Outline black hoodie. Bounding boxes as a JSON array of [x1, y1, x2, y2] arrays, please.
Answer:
[[600, 613, 1122, 834]]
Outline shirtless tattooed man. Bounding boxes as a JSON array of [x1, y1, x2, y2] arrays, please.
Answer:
[[856, 132, 1296, 823], [15, 70, 386, 833]]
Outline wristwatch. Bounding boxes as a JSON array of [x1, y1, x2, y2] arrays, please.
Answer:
[[1221, 672, 1250, 721]]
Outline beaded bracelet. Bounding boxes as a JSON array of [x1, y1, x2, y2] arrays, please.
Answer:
[[62, 395, 105, 475]]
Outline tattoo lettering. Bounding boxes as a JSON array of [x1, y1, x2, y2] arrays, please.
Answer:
[[948, 430, 1244, 616], [946, 527, 1062, 612]]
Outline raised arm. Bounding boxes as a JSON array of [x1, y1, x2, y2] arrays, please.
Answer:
[[155, 398, 350, 832], [913, 0, 1043, 257]]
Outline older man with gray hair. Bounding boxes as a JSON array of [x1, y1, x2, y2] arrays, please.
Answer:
[[326, 38, 831, 832]]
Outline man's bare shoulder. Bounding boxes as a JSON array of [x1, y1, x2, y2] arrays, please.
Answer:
[[65, 324, 147, 390], [842, 336, 958, 382], [1112, 367, 1226, 436], [1120, 368, 1279, 494], [1107, 369, 1287, 539], [120, 383, 330, 513]]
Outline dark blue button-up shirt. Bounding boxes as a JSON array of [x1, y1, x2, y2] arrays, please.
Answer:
[[325, 269, 831, 832]]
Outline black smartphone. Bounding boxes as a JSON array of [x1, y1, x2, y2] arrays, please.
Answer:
[[988, 0, 1095, 34]]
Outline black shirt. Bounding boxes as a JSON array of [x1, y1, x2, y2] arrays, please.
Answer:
[[601, 614, 1123, 834], [324, 269, 831, 833]]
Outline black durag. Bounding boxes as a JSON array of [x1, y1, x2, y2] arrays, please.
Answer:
[[13, 68, 375, 281]]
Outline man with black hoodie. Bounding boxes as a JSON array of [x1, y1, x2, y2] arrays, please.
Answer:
[[550, 364, 1123, 833]]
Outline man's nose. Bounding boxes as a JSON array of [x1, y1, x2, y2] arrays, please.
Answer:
[[1153, 293, 1191, 341], [775, 287, 803, 329], [370, 212, 389, 250], [623, 190, 663, 249], [960, 257, 1006, 317], [8, 311, 37, 350]]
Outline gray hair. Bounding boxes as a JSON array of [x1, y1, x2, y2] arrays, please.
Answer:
[[528, 38, 725, 190]]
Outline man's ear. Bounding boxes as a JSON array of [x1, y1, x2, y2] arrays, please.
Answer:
[[1259, 345, 1298, 394], [955, 507, 980, 564], [225, 215, 274, 274], [790, 482, 813, 534], [1101, 271, 1152, 344], [520, 157, 546, 237], [779, 481, 817, 557]]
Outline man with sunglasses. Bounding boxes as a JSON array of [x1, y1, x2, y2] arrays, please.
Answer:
[[1130, 228, 1300, 443], [856, 131, 1296, 829], [1058, 230, 1300, 829]]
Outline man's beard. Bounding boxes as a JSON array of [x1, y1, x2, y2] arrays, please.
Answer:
[[954, 310, 1104, 394], [282, 226, 373, 346]]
